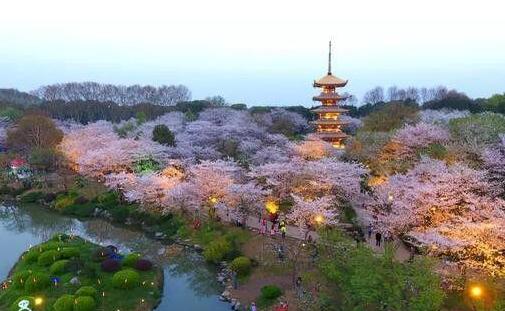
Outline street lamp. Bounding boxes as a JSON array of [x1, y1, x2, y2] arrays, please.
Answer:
[[469, 285, 483, 311]]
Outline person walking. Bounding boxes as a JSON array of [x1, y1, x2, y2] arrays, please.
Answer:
[[279, 219, 287, 239], [367, 223, 373, 240], [250, 302, 257, 311], [260, 217, 267, 235], [375, 232, 382, 247]]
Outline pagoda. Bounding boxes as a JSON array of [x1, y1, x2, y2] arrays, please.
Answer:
[[311, 41, 349, 149]]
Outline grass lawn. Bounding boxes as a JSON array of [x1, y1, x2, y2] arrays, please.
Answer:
[[0, 234, 162, 311]]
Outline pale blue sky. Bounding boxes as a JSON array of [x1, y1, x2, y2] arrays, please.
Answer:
[[0, 0, 504, 105]]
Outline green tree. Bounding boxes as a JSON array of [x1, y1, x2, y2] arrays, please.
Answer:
[[152, 124, 175, 146], [449, 112, 505, 148], [7, 114, 63, 152], [318, 230, 444, 311], [29, 147, 59, 171], [362, 102, 419, 132], [484, 93, 505, 114]]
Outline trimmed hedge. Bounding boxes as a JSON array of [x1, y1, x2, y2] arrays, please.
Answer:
[[112, 269, 140, 289], [74, 296, 96, 311], [230, 256, 252, 277], [37, 250, 60, 266], [53, 294, 75, 311], [49, 260, 69, 275], [75, 286, 98, 298], [122, 253, 141, 267], [24, 272, 51, 293], [12, 271, 33, 289], [203, 238, 231, 263], [23, 250, 40, 264], [60, 247, 80, 259], [260, 285, 282, 300]]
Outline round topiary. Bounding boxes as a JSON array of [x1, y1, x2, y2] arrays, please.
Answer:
[[12, 271, 33, 289], [23, 250, 40, 264], [53, 294, 75, 311], [24, 272, 51, 293], [230, 256, 252, 277], [122, 253, 141, 267], [40, 241, 65, 252], [37, 250, 60, 266], [10, 296, 35, 311], [101, 258, 121, 272], [50, 260, 69, 275], [260, 285, 282, 300], [112, 269, 140, 289], [75, 286, 98, 298], [134, 259, 153, 271], [60, 247, 80, 259], [73, 296, 96, 311]]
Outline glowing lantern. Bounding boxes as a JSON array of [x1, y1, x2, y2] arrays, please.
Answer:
[[265, 200, 279, 214], [470, 285, 483, 299], [314, 214, 324, 224], [209, 196, 218, 205], [34, 297, 43, 306]]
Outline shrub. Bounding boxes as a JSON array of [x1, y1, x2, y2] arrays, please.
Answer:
[[44, 192, 57, 202], [50, 260, 69, 275], [37, 250, 60, 266], [109, 206, 129, 222], [10, 296, 36, 311], [29, 147, 59, 171], [53, 294, 75, 311], [62, 203, 95, 217], [112, 269, 140, 289], [20, 191, 45, 203], [122, 253, 141, 267], [23, 250, 40, 264], [60, 247, 80, 259], [51, 233, 70, 242], [24, 272, 51, 292], [134, 259, 153, 271], [74, 196, 89, 205], [66, 258, 85, 273], [54, 195, 75, 210], [39, 241, 65, 251], [75, 286, 98, 298], [152, 124, 175, 146], [96, 191, 119, 207], [203, 238, 231, 263], [101, 259, 121, 272], [260, 285, 282, 300], [12, 270, 33, 289], [74, 296, 96, 311], [230, 256, 252, 277]]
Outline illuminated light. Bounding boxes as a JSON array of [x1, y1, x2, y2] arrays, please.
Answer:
[[34, 297, 43, 306], [314, 215, 324, 224], [151, 282, 155, 286], [265, 200, 279, 214], [102, 291, 106, 297], [141, 298, 145, 303], [388, 193, 394, 202], [470, 285, 483, 299], [209, 196, 218, 204]]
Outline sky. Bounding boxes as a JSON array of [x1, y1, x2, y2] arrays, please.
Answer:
[[0, 0, 504, 106]]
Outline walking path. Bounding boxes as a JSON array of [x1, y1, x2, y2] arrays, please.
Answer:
[[243, 211, 411, 262]]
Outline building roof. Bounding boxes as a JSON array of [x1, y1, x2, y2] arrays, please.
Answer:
[[313, 92, 349, 102], [312, 106, 349, 113], [313, 74, 348, 88], [314, 132, 348, 139]]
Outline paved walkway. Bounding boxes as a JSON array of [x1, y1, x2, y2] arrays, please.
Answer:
[[242, 212, 411, 262]]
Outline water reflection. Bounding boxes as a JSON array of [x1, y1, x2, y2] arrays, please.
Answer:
[[0, 203, 229, 311]]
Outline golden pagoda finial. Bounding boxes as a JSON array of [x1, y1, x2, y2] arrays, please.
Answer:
[[328, 41, 332, 75]]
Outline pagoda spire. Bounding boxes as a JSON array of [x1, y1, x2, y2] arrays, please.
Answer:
[[328, 41, 332, 75]]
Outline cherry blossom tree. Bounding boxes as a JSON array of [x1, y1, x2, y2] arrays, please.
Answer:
[[286, 195, 338, 236], [392, 122, 450, 152], [482, 135, 505, 197], [420, 109, 470, 125], [224, 182, 271, 223], [293, 135, 335, 160], [371, 157, 505, 275]]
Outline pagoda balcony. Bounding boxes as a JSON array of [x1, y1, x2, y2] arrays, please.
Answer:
[[312, 92, 349, 102], [314, 132, 348, 139], [312, 106, 349, 113], [310, 119, 350, 125]]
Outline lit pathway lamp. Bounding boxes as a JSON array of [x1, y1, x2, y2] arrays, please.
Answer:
[[469, 285, 483, 311]]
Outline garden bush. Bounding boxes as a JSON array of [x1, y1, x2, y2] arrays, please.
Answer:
[[112, 269, 140, 289], [23, 250, 40, 264], [203, 237, 231, 263], [101, 258, 121, 272], [92, 247, 114, 262], [10, 296, 36, 311], [62, 203, 95, 217], [39, 241, 65, 252], [260, 285, 282, 300], [19, 191, 45, 203], [24, 272, 51, 292], [66, 258, 85, 273], [53, 294, 75, 311], [134, 259, 153, 271], [73, 296, 96, 311], [96, 191, 119, 208], [12, 270, 33, 289], [75, 286, 98, 298], [44, 192, 57, 202], [60, 247, 80, 259], [123, 253, 141, 267], [230, 256, 252, 277], [51, 233, 71, 242], [74, 196, 89, 205], [54, 195, 75, 210], [37, 250, 60, 266], [50, 259, 69, 275]]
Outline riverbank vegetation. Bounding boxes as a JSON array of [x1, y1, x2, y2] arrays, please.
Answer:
[[0, 234, 162, 311]]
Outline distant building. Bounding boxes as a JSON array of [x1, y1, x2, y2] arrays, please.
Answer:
[[311, 41, 350, 149]]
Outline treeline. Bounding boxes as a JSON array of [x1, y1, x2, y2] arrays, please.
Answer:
[[360, 85, 505, 116], [31, 82, 191, 106]]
